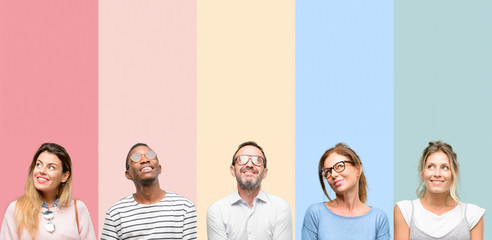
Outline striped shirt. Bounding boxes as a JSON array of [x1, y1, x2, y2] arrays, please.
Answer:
[[101, 192, 197, 240]]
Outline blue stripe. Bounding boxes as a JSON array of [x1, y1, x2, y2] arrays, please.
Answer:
[[295, 0, 394, 238]]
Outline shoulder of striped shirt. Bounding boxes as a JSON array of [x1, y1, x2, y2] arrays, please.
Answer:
[[107, 192, 196, 213]]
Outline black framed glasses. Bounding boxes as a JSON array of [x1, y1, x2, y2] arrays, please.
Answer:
[[235, 155, 264, 166], [321, 160, 355, 178], [130, 151, 157, 162]]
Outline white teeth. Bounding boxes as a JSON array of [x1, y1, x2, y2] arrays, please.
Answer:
[[38, 177, 48, 182], [431, 180, 444, 184], [142, 167, 151, 171]]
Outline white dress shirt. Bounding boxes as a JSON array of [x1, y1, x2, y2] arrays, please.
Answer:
[[207, 189, 293, 240]]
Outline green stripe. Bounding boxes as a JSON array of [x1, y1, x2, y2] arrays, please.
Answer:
[[395, 0, 492, 237]]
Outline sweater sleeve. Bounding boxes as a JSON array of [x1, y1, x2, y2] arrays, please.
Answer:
[[0, 201, 20, 240], [375, 208, 391, 240], [75, 200, 97, 240], [301, 204, 319, 240]]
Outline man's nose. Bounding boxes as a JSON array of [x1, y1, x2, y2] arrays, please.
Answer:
[[245, 157, 254, 167], [140, 155, 151, 163]]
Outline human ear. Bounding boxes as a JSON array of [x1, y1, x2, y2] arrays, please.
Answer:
[[230, 165, 236, 177], [125, 170, 133, 180], [61, 171, 70, 183], [262, 168, 268, 179]]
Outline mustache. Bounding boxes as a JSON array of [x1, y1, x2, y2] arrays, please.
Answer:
[[240, 167, 259, 174]]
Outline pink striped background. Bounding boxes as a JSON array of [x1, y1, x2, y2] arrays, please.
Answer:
[[0, 0, 99, 233]]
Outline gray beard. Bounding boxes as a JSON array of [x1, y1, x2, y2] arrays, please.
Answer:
[[236, 169, 264, 191]]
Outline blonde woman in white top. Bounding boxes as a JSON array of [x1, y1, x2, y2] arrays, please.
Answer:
[[394, 141, 485, 240]]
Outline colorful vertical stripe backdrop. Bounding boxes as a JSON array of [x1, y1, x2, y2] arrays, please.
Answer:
[[1, 0, 491, 239]]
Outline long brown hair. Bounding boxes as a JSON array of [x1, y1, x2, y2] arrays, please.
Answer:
[[15, 143, 72, 237], [318, 143, 368, 203]]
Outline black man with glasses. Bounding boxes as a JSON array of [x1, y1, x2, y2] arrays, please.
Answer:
[[207, 141, 293, 240], [301, 143, 390, 240], [101, 143, 197, 240]]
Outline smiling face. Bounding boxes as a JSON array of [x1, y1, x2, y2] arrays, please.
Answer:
[[323, 152, 360, 195], [422, 151, 452, 195], [32, 151, 70, 196], [230, 145, 268, 191], [125, 145, 161, 184]]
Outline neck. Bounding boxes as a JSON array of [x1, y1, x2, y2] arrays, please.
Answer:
[[237, 185, 261, 207], [42, 191, 58, 207], [326, 189, 369, 217], [133, 181, 166, 204], [421, 191, 456, 207], [333, 190, 363, 211]]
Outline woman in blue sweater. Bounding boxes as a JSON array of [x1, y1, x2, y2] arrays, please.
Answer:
[[302, 143, 390, 240]]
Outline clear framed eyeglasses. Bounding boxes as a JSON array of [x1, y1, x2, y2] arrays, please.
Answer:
[[235, 155, 264, 167], [130, 151, 157, 162]]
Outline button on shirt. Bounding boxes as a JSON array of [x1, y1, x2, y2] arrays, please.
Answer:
[[207, 189, 293, 240]]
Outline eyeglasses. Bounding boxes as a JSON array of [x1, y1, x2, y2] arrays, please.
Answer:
[[130, 151, 157, 162], [321, 161, 355, 178], [235, 155, 264, 166], [43, 210, 55, 232]]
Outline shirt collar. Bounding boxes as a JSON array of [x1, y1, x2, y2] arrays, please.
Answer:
[[42, 198, 59, 208], [231, 189, 268, 205], [255, 189, 268, 203]]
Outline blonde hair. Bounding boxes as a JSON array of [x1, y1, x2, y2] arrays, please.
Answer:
[[318, 143, 368, 203], [15, 143, 72, 237], [417, 141, 460, 201]]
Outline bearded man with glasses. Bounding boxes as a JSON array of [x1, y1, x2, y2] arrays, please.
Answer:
[[207, 141, 293, 240]]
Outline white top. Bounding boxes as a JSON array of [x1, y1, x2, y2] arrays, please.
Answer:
[[396, 199, 485, 238], [101, 192, 197, 240], [207, 189, 293, 240]]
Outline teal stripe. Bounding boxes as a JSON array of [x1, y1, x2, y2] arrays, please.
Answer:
[[395, 0, 492, 237]]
